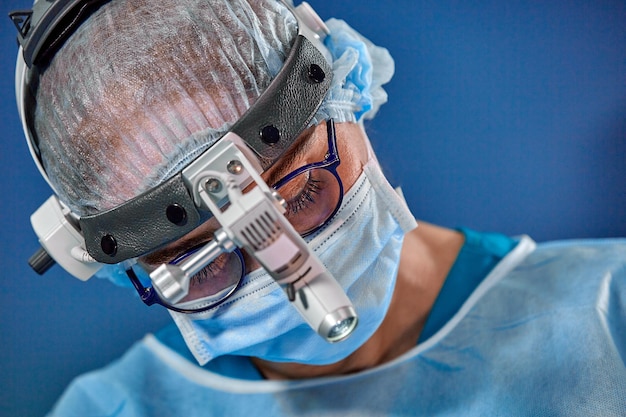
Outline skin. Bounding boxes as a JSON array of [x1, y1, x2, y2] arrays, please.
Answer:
[[145, 121, 465, 379], [252, 222, 463, 379]]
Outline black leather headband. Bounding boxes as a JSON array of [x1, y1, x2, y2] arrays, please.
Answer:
[[79, 35, 332, 263]]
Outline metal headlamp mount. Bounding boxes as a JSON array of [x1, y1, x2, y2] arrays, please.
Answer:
[[12, 0, 359, 342]]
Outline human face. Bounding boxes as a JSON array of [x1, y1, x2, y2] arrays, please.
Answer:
[[135, 121, 370, 308]]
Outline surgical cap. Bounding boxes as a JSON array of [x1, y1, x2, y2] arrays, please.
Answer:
[[33, 0, 394, 219]]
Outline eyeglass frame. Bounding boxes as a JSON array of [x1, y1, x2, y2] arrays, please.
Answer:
[[272, 118, 343, 237], [125, 118, 343, 313]]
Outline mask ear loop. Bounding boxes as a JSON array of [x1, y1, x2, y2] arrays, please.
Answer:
[[357, 122, 418, 234]]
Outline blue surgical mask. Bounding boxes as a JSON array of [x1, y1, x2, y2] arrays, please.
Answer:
[[169, 156, 417, 366]]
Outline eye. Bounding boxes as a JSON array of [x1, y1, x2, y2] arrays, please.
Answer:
[[171, 246, 244, 304], [275, 168, 341, 235], [169, 242, 227, 284], [189, 252, 231, 285], [279, 171, 327, 217], [287, 178, 324, 216]]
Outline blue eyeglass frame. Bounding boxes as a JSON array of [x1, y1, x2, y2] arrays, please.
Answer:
[[272, 118, 343, 237], [126, 119, 342, 313], [126, 248, 246, 314]]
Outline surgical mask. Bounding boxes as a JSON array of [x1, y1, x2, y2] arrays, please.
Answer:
[[169, 155, 417, 366]]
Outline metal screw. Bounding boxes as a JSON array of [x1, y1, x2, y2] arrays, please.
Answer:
[[260, 125, 280, 144], [308, 63, 326, 83], [101, 234, 118, 256], [227, 160, 243, 175], [166, 204, 187, 226], [205, 178, 222, 193]]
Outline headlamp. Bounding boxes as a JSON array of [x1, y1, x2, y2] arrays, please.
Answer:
[[11, 0, 359, 344], [13, 0, 331, 273]]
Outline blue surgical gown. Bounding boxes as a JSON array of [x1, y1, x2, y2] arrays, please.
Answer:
[[47, 232, 626, 416]]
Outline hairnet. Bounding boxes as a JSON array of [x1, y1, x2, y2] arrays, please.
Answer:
[[33, 0, 394, 221], [312, 18, 394, 125]]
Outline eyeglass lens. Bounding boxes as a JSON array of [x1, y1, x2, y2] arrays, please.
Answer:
[[276, 167, 341, 236]]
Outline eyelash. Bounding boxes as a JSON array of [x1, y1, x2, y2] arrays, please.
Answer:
[[285, 177, 324, 216], [169, 243, 226, 285], [191, 260, 224, 285]]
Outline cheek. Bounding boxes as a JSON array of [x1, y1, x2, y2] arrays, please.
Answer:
[[336, 136, 370, 194]]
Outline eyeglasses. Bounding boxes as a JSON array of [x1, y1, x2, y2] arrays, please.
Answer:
[[127, 119, 343, 313], [273, 118, 343, 237]]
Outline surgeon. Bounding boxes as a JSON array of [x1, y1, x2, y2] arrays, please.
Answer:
[[11, 0, 626, 415]]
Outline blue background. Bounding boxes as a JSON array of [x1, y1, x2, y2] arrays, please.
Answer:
[[1, 0, 625, 416]]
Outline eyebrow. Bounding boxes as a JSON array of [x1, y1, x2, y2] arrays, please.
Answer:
[[142, 232, 213, 266]]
